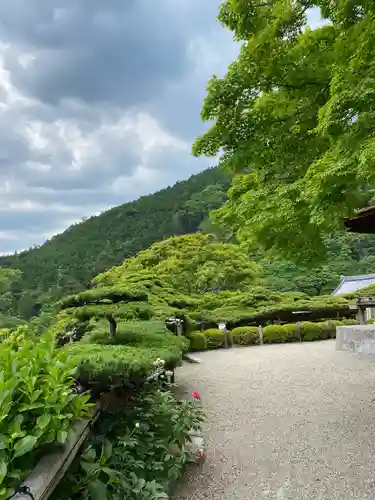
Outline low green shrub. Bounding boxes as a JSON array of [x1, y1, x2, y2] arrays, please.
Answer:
[[203, 328, 225, 349], [83, 320, 188, 352], [51, 388, 204, 500], [263, 324, 285, 343], [301, 322, 325, 341], [231, 326, 259, 345], [0, 330, 90, 499], [314, 322, 333, 339], [67, 343, 183, 390], [281, 323, 302, 342], [187, 331, 207, 351]]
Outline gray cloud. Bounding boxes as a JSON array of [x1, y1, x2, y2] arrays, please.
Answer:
[[0, 0, 232, 253], [1, 0, 217, 107], [0, 1, 322, 254]]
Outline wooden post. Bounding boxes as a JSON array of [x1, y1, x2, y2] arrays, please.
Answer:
[[108, 315, 117, 341], [296, 321, 302, 342], [176, 322, 183, 337], [327, 319, 333, 338], [218, 322, 230, 348], [258, 325, 263, 345], [358, 306, 366, 325]]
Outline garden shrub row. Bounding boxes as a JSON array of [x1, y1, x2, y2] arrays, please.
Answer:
[[187, 319, 359, 351]]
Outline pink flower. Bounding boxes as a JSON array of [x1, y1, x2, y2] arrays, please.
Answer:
[[196, 449, 206, 459], [191, 391, 201, 401]]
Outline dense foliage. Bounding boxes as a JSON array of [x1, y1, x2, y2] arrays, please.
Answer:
[[2, 172, 375, 324], [68, 321, 188, 391], [58, 236, 355, 333], [193, 0, 375, 261], [185, 287, 353, 327], [96, 233, 261, 294], [52, 389, 204, 500], [0, 330, 90, 499]]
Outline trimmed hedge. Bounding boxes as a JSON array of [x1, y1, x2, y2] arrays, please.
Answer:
[[263, 325, 285, 344], [231, 326, 259, 345], [83, 320, 188, 352], [65, 320, 188, 390], [263, 321, 338, 344], [187, 331, 207, 351], [186, 320, 358, 351], [300, 322, 328, 341], [67, 343, 184, 389], [203, 328, 226, 349]]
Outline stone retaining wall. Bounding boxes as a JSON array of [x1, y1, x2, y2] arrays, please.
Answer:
[[336, 325, 375, 355]]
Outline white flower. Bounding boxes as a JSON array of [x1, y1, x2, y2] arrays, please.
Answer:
[[135, 422, 140, 429]]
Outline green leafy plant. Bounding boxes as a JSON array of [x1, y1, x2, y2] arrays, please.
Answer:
[[52, 389, 204, 500], [203, 328, 225, 349], [67, 343, 184, 390], [186, 331, 207, 351], [262, 325, 285, 344], [231, 326, 259, 345], [0, 330, 90, 498], [301, 322, 327, 342], [280, 324, 302, 343]]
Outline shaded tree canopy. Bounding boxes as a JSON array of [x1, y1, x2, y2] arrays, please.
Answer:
[[193, 0, 375, 261]]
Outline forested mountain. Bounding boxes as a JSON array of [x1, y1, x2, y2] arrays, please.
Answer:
[[2, 164, 375, 322], [0, 168, 230, 299]]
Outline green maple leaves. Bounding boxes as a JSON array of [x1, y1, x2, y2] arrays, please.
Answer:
[[194, 0, 375, 261]]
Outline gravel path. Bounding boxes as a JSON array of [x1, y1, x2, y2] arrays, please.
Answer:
[[172, 341, 375, 500]]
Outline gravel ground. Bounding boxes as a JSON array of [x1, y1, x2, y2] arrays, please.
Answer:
[[172, 341, 375, 500]]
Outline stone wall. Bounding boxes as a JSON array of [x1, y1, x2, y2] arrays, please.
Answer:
[[336, 325, 375, 355]]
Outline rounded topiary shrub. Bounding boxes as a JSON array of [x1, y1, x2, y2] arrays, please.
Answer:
[[315, 321, 333, 339], [301, 322, 325, 341], [231, 326, 259, 346], [187, 332, 207, 351], [262, 324, 285, 344], [203, 328, 226, 349], [281, 323, 302, 342]]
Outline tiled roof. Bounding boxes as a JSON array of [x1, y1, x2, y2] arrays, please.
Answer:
[[332, 274, 375, 295]]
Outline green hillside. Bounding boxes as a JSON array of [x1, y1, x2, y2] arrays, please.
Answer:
[[2, 164, 375, 322], [0, 168, 230, 296]]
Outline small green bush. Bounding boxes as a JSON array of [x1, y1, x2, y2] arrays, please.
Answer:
[[231, 326, 259, 345], [67, 343, 184, 389], [187, 331, 207, 351], [314, 321, 333, 339], [301, 322, 325, 341], [281, 323, 302, 342], [263, 324, 285, 343], [203, 328, 225, 349]]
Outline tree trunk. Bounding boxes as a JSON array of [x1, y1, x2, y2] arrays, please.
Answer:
[[108, 315, 117, 341]]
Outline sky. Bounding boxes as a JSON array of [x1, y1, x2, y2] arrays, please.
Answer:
[[0, 1, 324, 254]]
